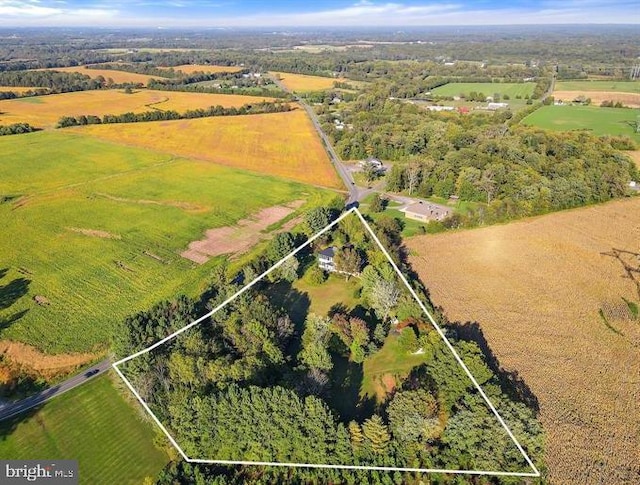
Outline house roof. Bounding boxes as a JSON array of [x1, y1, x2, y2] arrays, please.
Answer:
[[319, 247, 336, 258]]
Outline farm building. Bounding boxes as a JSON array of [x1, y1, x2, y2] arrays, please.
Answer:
[[318, 247, 337, 272], [425, 105, 455, 112], [359, 157, 383, 170], [400, 202, 451, 222], [486, 102, 509, 110]]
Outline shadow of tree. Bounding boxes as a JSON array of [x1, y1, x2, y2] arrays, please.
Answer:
[[0, 383, 61, 438], [0, 310, 29, 332], [329, 352, 375, 422], [0, 277, 30, 311], [265, 280, 311, 359], [601, 248, 640, 300], [452, 320, 540, 414]]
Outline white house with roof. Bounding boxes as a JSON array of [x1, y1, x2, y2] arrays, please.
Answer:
[[318, 247, 337, 272], [399, 201, 451, 222]]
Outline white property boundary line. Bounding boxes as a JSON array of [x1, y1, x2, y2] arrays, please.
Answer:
[[113, 207, 540, 478]]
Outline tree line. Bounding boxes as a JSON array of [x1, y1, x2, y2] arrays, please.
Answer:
[[0, 123, 38, 136], [0, 70, 110, 92], [56, 101, 292, 128]]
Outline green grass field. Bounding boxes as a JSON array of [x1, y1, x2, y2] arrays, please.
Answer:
[[431, 82, 536, 98], [361, 333, 429, 401], [0, 131, 333, 353], [521, 105, 640, 141], [0, 375, 169, 484], [555, 80, 640, 93]]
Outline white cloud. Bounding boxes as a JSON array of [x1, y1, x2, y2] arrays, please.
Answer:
[[0, 0, 638, 27], [0, 0, 116, 22]]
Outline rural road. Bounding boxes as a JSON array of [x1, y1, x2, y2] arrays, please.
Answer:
[[270, 75, 365, 204], [0, 358, 111, 422]]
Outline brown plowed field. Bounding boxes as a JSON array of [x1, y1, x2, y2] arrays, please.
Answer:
[[407, 198, 640, 484]]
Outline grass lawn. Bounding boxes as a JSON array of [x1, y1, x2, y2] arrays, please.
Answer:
[[0, 131, 332, 353], [521, 105, 640, 141], [361, 333, 430, 402], [431, 82, 536, 99], [555, 80, 640, 93], [268, 273, 362, 327], [0, 375, 169, 485]]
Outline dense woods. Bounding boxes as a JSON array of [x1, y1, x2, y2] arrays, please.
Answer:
[[112, 209, 543, 483], [319, 77, 638, 227]]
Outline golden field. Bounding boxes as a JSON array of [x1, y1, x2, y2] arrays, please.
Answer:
[[271, 71, 350, 92], [0, 86, 46, 93], [553, 90, 640, 108], [72, 108, 343, 189], [172, 64, 243, 74], [0, 89, 276, 128], [407, 198, 640, 484], [41, 66, 166, 85]]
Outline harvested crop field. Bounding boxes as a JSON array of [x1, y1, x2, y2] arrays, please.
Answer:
[[0, 89, 276, 128], [173, 64, 243, 74], [182, 201, 303, 263], [271, 71, 349, 92], [553, 90, 640, 108], [0, 86, 46, 93], [73, 109, 343, 189], [40, 66, 166, 84], [406, 198, 640, 484]]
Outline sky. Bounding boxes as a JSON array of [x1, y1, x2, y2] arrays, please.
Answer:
[[1, 0, 639, 28]]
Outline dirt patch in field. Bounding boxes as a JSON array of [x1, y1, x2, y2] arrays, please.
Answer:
[[553, 90, 640, 108], [68, 227, 121, 239], [181, 200, 305, 264], [96, 193, 206, 212], [381, 373, 396, 394], [0, 340, 100, 378], [407, 198, 640, 484], [627, 150, 640, 168]]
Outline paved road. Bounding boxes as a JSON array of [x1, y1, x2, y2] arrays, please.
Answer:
[[0, 358, 111, 421], [270, 75, 366, 204]]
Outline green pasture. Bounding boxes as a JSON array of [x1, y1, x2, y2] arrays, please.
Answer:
[[361, 332, 429, 401], [521, 105, 640, 141], [555, 80, 640, 93], [0, 131, 332, 353], [0, 375, 169, 485], [431, 82, 536, 98]]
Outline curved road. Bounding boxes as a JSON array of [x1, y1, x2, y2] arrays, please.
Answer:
[[0, 358, 111, 421]]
